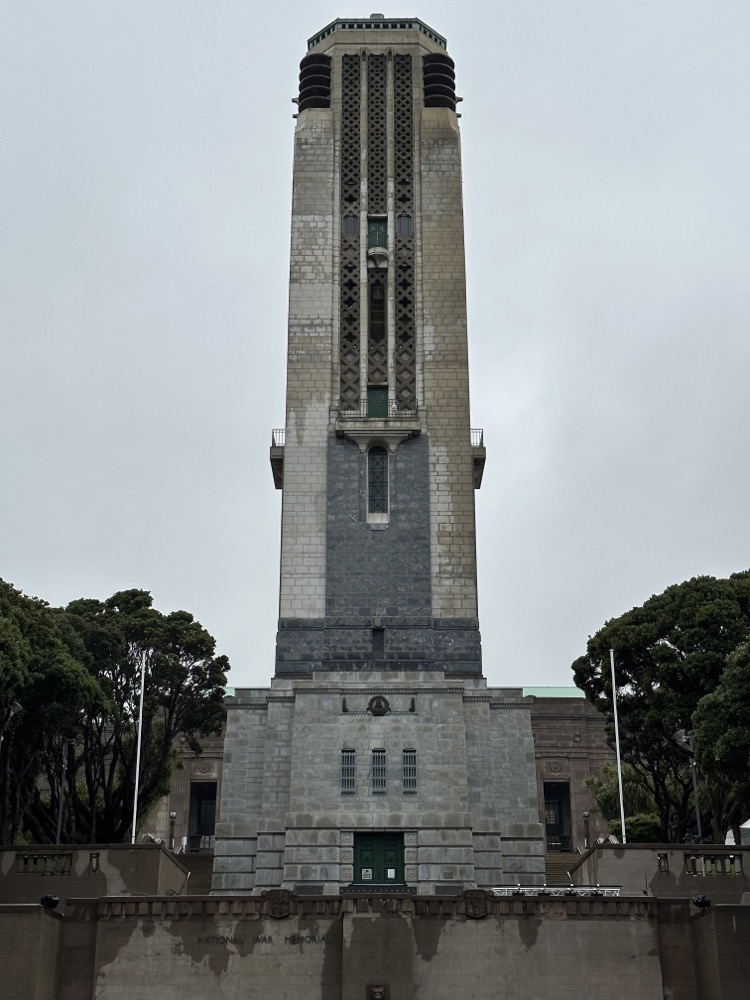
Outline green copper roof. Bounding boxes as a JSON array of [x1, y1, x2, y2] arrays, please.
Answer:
[[522, 686, 586, 699], [308, 16, 447, 51]]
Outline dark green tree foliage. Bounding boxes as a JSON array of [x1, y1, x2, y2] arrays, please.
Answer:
[[0, 583, 228, 845], [573, 572, 750, 842], [0, 581, 101, 843], [694, 641, 750, 843]]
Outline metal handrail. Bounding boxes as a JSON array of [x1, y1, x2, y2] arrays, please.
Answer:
[[337, 399, 418, 418], [492, 886, 621, 897], [271, 428, 285, 447], [470, 428, 484, 447]]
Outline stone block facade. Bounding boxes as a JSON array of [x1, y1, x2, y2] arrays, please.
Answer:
[[213, 673, 543, 895]]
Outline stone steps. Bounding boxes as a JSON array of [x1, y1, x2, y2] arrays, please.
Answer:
[[179, 852, 215, 895], [544, 852, 581, 886]]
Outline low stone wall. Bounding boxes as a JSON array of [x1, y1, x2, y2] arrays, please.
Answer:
[[571, 844, 750, 904], [0, 890, 711, 1000], [0, 905, 63, 1000], [0, 844, 189, 904]]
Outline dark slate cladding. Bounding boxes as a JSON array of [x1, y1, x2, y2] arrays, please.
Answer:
[[273, 434, 482, 676], [326, 435, 432, 617]]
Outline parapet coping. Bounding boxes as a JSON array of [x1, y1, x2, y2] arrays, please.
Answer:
[[63, 892, 671, 921], [308, 17, 447, 51]]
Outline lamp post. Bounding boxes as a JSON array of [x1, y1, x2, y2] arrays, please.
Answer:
[[675, 729, 703, 843], [169, 812, 177, 851]]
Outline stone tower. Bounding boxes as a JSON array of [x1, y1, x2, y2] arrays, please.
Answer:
[[213, 16, 544, 896]]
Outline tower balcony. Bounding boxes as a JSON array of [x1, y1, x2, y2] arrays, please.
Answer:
[[270, 420, 486, 488], [270, 428, 285, 489], [335, 397, 420, 452], [471, 428, 486, 489]]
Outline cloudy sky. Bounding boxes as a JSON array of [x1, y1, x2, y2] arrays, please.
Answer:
[[2, 2, 748, 690]]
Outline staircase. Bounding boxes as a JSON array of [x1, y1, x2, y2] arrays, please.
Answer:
[[179, 852, 215, 895], [544, 852, 581, 886]]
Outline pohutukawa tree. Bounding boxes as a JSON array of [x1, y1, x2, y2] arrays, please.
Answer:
[[0, 582, 229, 845], [572, 571, 750, 842]]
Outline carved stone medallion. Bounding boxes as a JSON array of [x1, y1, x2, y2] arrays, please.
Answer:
[[464, 889, 489, 919], [265, 889, 293, 919], [368, 695, 390, 716]]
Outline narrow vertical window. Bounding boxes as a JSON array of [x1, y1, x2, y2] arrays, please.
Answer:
[[341, 749, 356, 794], [372, 749, 386, 793], [368, 446, 388, 513], [395, 212, 413, 237], [403, 749, 417, 793], [367, 217, 387, 249], [342, 212, 358, 236]]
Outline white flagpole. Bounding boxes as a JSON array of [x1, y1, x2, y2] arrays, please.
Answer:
[[610, 649, 627, 844], [131, 653, 147, 845]]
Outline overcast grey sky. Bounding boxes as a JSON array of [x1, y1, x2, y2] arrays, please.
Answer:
[[2, 2, 749, 690]]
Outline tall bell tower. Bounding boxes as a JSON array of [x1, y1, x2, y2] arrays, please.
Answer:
[[214, 17, 543, 897], [273, 15, 484, 677]]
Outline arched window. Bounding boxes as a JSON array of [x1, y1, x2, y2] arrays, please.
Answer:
[[342, 212, 358, 236], [368, 447, 389, 514], [395, 212, 413, 237]]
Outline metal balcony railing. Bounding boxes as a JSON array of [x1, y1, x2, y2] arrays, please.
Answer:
[[470, 428, 484, 447], [338, 399, 418, 418], [492, 886, 621, 897], [271, 428, 285, 447]]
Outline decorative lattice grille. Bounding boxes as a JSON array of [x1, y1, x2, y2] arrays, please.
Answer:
[[367, 270, 388, 384], [339, 54, 361, 408], [367, 55, 387, 215], [393, 54, 416, 410]]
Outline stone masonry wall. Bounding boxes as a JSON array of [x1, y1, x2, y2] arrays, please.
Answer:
[[278, 107, 335, 621], [419, 107, 478, 620], [1, 893, 713, 1000], [214, 677, 544, 895]]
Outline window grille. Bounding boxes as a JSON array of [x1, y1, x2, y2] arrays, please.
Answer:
[[341, 749, 356, 794], [403, 749, 417, 792], [372, 749, 386, 793], [368, 447, 388, 513]]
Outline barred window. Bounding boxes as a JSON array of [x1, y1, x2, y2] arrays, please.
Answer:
[[403, 748, 417, 793], [341, 749, 356, 794], [368, 447, 388, 513], [372, 749, 386, 793]]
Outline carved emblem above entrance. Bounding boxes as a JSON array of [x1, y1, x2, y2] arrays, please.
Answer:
[[464, 889, 490, 919], [368, 695, 390, 716], [264, 889, 293, 919]]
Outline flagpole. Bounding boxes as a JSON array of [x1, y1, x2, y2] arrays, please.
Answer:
[[131, 653, 147, 845], [610, 648, 627, 844]]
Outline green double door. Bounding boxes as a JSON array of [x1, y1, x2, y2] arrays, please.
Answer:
[[353, 833, 404, 886]]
